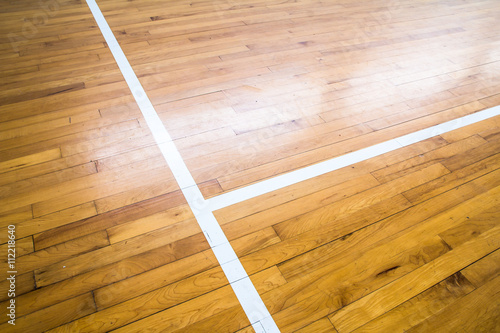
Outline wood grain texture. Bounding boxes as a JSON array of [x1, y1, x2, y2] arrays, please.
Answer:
[[1, 0, 499, 331]]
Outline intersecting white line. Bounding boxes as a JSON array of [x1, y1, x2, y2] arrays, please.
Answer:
[[85, 0, 279, 331], [86, 0, 500, 331]]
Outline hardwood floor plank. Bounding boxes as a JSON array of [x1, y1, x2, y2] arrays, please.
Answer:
[[170, 304, 252, 333], [29, 160, 174, 217], [0, 148, 61, 174], [0, 109, 99, 140], [439, 115, 500, 143], [0, 235, 33, 258], [461, 249, 500, 288], [15, 202, 97, 242], [17, 231, 109, 272], [106, 204, 193, 244], [0, 101, 84, 132], [106, 267, 282, 333], [0, 116, 140, 156], [0, 162, 97, 200], [405, 274, 500, 333], [0, 272, 34, 302], [370, 135, 486, 183], [0, 205, 32, 230], [0, 293, 96, 332], [236, 194, 409, 278], [211, 104, 483, 193], [0, 81, 130, 123], [403, 153, 500, 204], [352, 273, 475, 333], [0, 81, 86, 105], [94, 176, 179, 214], [438, 204, 499, 249], [214, 136, 446, 221], [5, 238, 204, 319], [34, 218, 202, 287], [33, 190, 186, 249], [441, 134, 500, 172], [48, 266, 231, 333], [295, 317, 338, 333], [94, 249, 217, 309], [273, 163, 450, 241], [329, 224, 500, 332]]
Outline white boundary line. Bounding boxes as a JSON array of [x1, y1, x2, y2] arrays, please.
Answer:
[[85, 1, 279, 332], [208, 105, 500, 211]]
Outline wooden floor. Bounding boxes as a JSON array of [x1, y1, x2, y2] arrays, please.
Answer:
[[1, 0, 499, 331]]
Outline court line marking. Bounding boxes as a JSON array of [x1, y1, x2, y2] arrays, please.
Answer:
[[85, 0, 279, 332], [208, 105, 500, 211], [86, 0, 500, 330]]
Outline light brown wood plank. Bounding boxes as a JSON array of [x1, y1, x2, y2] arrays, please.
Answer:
[[0, 148, 61, 174], [0, 236, 33, 259], [4, 238, 204, 319], [405, 274, 500, 333], [329, 224, 500, 332], [461, 249, 500, 288], [0, 293, 95, 332], [0, 272, 34, 302], [273, 163, 450, 241], [34, 218, 202, 287], [371, 135, 486, 183], [295, 318, 338, 333], [352, 273, 475, 333], [94, 249, 217, 309], [403, 152, 500, 204], [33, 190, 186, 249], [0, 206, 32, 230], [14, 202, 97, 242], [107, 267, 282, 333], [48, 265, 232, 332], [0, 162, 97, 200], [106, 204, 193, 244], [17, 231, 109, 272]]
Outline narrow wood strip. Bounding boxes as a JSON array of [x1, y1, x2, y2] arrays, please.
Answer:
[[17, 231, 109, 272], [0, 148, 61, 174], [0, 293, 95, 332], [0, 236, 33, 259], [0, 82, 85, 105], [33, 190, 185, 250], [13, 202, 97, 242], [329, 225, 500, 332], [34, 218, 202, 287], [94, 249, 217, 309], [0, 272, 34, 302], [405, 274, 500, 333], [295, 317, 338, 333], [352, 273, 475, 333], [106, 204, 193, 243], [461, 249, 500, 288]]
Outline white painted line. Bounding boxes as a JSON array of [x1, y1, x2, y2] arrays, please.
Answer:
[[85, 0, 280, 331], [208, 105, 500, 211], [395, 106, 500, 147], [221, 259, 250, 284], [231, 278, 280, 332], [208, 139, 403, 211]]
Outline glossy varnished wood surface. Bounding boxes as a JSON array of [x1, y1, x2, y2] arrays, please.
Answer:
[[1, 0, 499, 331], [216, 116, 500, 331]]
